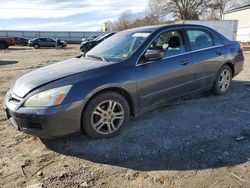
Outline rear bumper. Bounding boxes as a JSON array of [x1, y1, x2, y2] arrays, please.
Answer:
[[4, 94, 83, 139], [234, 54, 244, 76]]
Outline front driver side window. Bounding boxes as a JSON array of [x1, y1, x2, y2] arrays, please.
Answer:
[[149, 30, 186, 58]]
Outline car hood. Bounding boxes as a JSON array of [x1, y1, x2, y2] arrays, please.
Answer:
[[12, 57, 114, 98]]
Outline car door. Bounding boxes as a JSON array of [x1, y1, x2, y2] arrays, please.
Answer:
[[184, 28, 225, 89], [45, 38, 55, 47], [136, 29, 197, 108], [39, 38, 46, 47]]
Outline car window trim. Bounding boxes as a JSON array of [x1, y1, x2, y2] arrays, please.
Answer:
[[136, 28, 187, 66], [136, 44, 224, 67], [184, 28, 215, 50], [184, 27, 225, 51], [211, 31, 223, 46], [136, 26, 224, 67]]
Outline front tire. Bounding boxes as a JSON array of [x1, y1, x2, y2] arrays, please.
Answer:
[[212, 65, 232, 95], [82, 91, 130, 139], [34, 44, 40, 49]]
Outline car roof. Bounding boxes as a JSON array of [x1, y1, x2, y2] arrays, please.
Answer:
[[120, 24, 230, 42], [122, 24, 216, 33]]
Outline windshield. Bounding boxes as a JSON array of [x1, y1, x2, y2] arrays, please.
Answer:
[[86, 31, 151, 62]]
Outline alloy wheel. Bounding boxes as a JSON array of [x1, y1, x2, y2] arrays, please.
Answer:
[[91, 100, 125, 135], [219, 69, 231, 92]]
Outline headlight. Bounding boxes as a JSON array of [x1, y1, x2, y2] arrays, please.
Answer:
[[24, 85, 72, 107]]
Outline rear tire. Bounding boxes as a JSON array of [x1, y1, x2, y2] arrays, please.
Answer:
[[0, 42, 8, 49], [82, 91, 130, 139], [212, 65, 232, 95]]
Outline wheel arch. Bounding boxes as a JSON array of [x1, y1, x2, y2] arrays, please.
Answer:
[[80, 86, 136, 132], [33, 43, 40, 48], [223, 62, 235, 77]]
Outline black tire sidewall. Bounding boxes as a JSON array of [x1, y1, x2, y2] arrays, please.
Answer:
[[34, 44, 39, 49], [213, 65, 232, 95], [0, 42, 8, 49], [82, 92, 130, 139]]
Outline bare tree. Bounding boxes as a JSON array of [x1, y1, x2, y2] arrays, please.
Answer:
[[148, 0, 208, 20], [111, 10, 135, 31], [208, 0, 239, 19], [206, 0, 250, 20], [108, 10, 161, 31], [107, 0, 250, 32], [148, 0, 169, 22]]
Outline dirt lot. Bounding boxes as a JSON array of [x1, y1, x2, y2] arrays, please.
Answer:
[[0, 45, 250, 188]]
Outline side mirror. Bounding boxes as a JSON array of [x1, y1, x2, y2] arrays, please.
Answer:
[[144, 50, 164, 61]]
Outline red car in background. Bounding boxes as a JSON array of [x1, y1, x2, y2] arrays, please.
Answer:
[[0, 37, 15, 49]]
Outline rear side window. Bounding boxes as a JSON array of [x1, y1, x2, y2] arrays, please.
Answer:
[[212, 34, 222, 46], [46, 38, 53, 42], [187, 29, 214, 51]]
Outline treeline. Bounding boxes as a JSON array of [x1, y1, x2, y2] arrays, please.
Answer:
[[106, 0, 250, 31]]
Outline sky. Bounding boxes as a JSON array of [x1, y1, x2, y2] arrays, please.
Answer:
[[0, 0, 148, 31]]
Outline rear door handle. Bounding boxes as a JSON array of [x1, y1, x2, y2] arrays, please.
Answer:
[[216, 50, 223, 56], [180, 60, 191, 66]]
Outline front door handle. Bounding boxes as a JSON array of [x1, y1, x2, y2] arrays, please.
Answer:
[[180, 60, 191, 66]]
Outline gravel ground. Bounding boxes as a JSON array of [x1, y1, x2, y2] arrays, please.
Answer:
[[0, 45, 250, 188]]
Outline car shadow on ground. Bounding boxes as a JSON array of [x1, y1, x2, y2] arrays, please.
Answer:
[[32, 47, 77, 50], [42, 80, 250, 171], [3, 47, 32, 50], [0, 60, 18, 65]]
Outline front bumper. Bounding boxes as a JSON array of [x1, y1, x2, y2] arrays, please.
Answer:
[[4, 91, 83, 139]]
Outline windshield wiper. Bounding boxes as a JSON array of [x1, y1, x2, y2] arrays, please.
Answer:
[[87, 54, 108, 62]]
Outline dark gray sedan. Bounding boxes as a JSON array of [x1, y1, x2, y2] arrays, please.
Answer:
[[28, 37, 67, 49], [4, 24, 244, 139]]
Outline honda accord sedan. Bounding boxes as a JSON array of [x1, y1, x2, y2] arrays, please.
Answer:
[[4, 24, 244, 139]]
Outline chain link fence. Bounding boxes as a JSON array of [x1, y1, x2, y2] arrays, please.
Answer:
[[0, 30, 108, 44]]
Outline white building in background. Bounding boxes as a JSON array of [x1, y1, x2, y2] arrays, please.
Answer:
[[182, 20, 238, 41], [224, 5, 250, 42]]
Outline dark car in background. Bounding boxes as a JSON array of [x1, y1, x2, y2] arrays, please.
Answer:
[[80, 32, 115, 53], [0, 37, 15, 49], [28, 37, 67, 49], [81, 36, 98, 43], [14, 37, 29, 46], [4, 24, 244, 139]]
